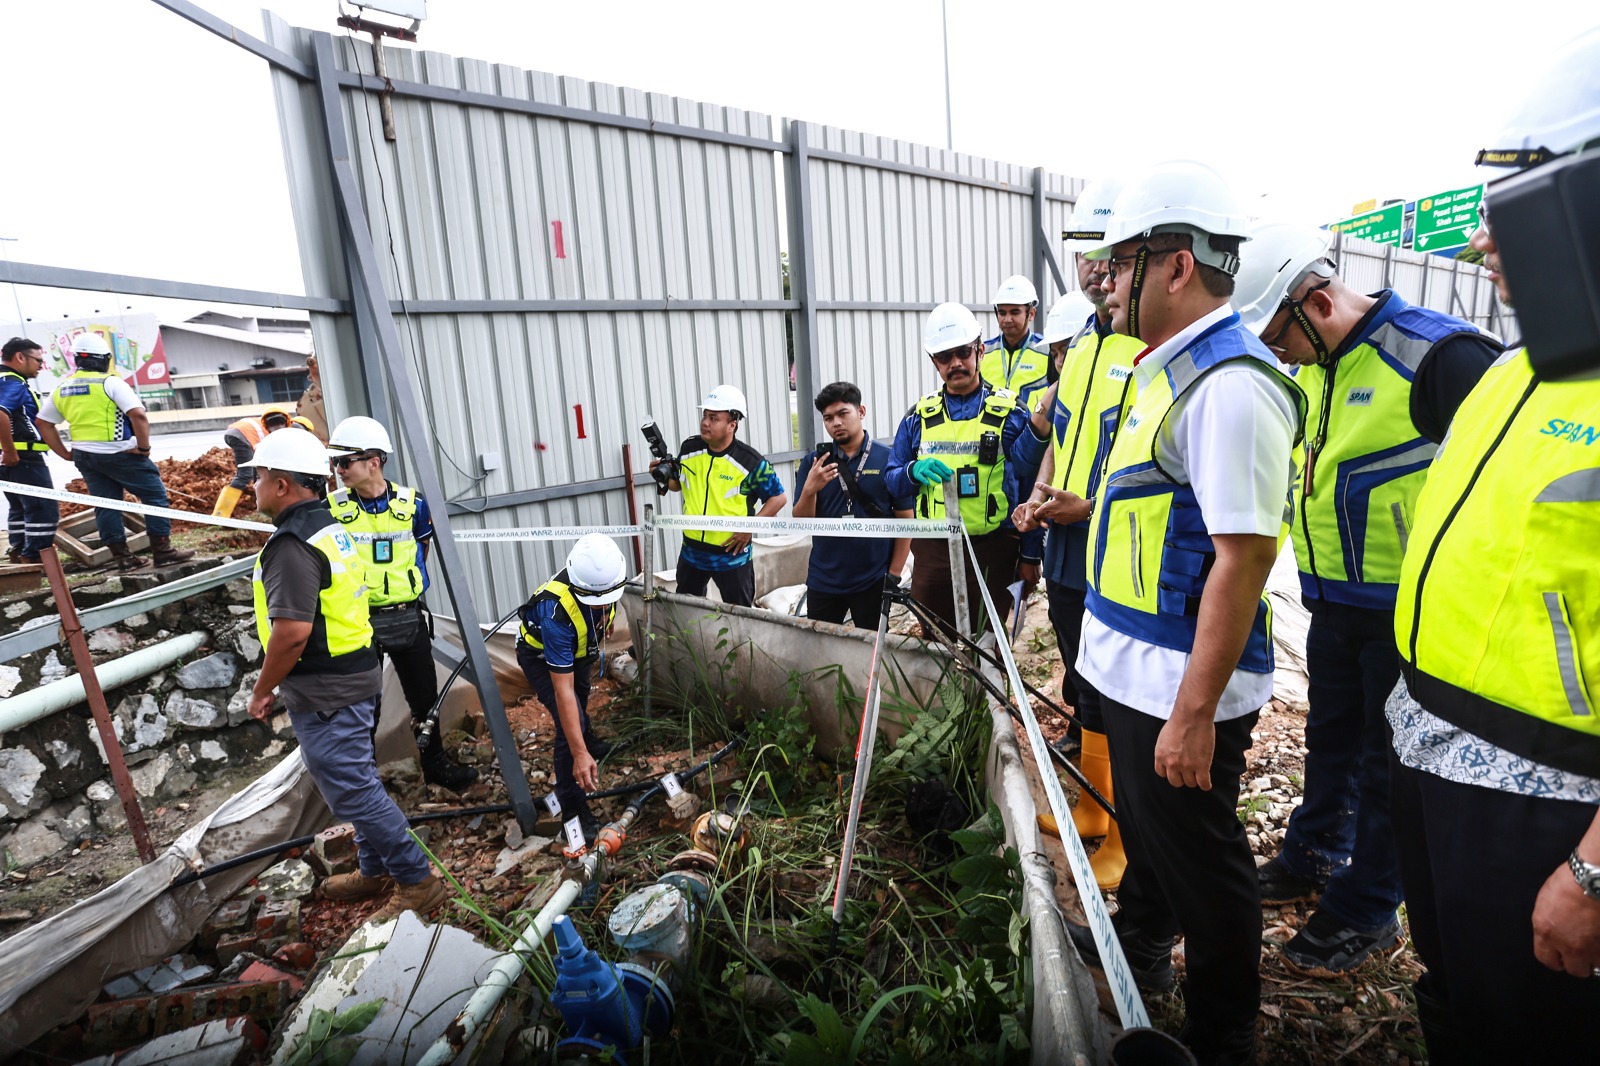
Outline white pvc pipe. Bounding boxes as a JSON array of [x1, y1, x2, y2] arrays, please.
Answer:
[[417, 877, 585, 1066], [0, 631, 209, 732]]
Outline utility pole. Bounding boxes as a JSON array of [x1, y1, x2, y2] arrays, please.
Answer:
[[941, 0, 953, 151]]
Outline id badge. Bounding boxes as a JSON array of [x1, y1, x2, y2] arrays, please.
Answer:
[[373, 539, 394, 563], [957, 467, 980, 498]]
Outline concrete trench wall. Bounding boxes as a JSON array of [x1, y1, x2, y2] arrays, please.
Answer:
[[0, 575, 293, 868]]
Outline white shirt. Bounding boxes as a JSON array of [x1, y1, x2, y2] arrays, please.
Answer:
[[1076, 304, 1300, 722], [38, 373, 145, 454]]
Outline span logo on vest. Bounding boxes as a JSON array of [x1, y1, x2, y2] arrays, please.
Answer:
[[1346, 387, 1375, 406], [1107, 365, 1132, 381], [1541, 419, 1600, 446]]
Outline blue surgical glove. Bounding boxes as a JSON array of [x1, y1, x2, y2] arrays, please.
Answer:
[[910, 458, 954, 486]]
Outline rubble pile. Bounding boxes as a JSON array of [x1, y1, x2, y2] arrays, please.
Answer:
[[61, 447, 259, 529]]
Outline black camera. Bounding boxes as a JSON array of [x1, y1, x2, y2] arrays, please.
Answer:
[[978, 430, 1000, 466], [814, 441, 838, 467], [641, 421, 679, 496]]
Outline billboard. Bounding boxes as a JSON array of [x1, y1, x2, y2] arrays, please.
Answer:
[[0, 313, 172, 399]]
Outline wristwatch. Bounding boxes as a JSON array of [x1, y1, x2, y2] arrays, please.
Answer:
[[1569, 851, 1600, 902]]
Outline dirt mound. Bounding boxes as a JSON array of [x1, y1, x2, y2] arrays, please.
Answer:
[[62, 447, 258, 526]]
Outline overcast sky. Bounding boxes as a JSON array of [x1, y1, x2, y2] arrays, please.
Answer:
[[1, 1, 1591, 326]]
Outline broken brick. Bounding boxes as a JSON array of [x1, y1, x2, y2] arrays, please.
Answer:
[[213, 932, 261, 969], [254, 899, 300, 941], [199, 898, 255, 951], [237, 961, 304, 996], [307, 823, 357, 878], [272, 942, 315, 970], [83, 980, 289, 1051]]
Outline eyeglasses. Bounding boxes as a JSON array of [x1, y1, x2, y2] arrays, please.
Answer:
[[929, 344, 978, 367], [1105, 247, 1180, 281], [1262, 279, 1333, 349], [1476, 201, 1492, 232], [333, 453, 371, 470]]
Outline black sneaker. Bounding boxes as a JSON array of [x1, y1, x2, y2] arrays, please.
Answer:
[[1179, 1018, 1258, 1066], [1066, 920, 1175, 993], [420, 743, 480, 791], [1280, 909, 1403, 974], [1257, 856, 1325, 905]]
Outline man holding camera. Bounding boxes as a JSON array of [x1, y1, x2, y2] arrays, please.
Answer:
[[792, 381, 914, 630], [650, 383, 786, 608]]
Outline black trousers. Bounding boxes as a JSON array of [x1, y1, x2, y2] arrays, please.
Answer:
[[675, 555, 756, 607], [807, 585, 885, 631], [909, 529, 1016, 639], [517, 643, 598, 822], [1103, 696, 1261, 1045], [371, 603, 439, 723], [1044, 579, 1102, 732], [1390, 755, 1600, 1062]]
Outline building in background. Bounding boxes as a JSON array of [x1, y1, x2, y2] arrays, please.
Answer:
[[161, 312, 312, 409]]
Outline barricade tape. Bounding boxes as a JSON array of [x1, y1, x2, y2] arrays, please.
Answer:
[[1, 480, 957, 542], [0, 480, 274, 533], [963, 530, 1150, 1030]]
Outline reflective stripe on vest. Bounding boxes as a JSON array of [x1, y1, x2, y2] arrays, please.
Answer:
[[676, 445, 765, 549], [328, 483, 424, 607], [1292, 295, 1496, 610], [520, 573, 600, 662], [1396, 348, 1600, 777], [1, 369, 49, 450], [227, 417, 266, 446], [1086, 315, 1306, 673], [50, 371, 130, 443], [915, 387, 1017, 535], [1052, 321, 1140, 510], [981, 332, 1051, 401], [252, 504, 376, 676]]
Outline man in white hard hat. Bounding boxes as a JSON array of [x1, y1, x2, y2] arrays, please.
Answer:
[[516, 533, 631, 839], [1386, 28, 1600, 1059], [244, 427, 451, 922], [326, 415, 477, 792], [651, 383, 786, 608], [1229, 223, 1500, 976], [1013, 179, 1147, 891], [1063, 161, 1305, 1066], [981, 274, 1053, 409], [36, 332, 195, 569], [885, 302, 1049, 637]]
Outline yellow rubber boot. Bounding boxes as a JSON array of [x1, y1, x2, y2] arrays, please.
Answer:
[[1071, 730, 1112, 839], [1090, 788, 1127, 891], [212, 485, 243, 518]]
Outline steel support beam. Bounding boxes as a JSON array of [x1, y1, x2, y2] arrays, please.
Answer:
[[1032, 168, 1049, 303], [311, 32, 538, 833], [785, 121, 823, 450], [386, 297, 798, 314], [806, 147, 1029, 195], [0, 260, 345, 313], [148, 0, 314, 79]]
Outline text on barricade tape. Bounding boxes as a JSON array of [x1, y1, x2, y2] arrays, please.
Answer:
[[653, 514, 959, 538]]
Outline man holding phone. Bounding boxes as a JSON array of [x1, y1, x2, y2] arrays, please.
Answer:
[[792, 382, 914, 630]]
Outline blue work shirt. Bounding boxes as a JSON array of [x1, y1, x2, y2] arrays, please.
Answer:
[[352, 486, 434, 593], [521, 595, 608, 673], [794, 436, 915, 595], [0, 370, 45, 448], [884, 385, 1048, 561]]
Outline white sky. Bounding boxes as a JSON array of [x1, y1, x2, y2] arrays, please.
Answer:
[[0, 0, 1590, 325]]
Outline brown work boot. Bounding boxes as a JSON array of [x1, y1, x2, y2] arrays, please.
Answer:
[[150, 535, 196, 566], [318, 871, 394, 901], [5, 545, 23, 565], [370, 874, 452, 923], [107, 541, 143, 570]]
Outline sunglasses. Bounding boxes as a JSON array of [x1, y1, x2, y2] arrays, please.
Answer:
[[929, 344, 978, 367], [333, 453, 373, 470]]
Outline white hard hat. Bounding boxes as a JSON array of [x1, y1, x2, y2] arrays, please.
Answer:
[[566, 533, 629, 606], [1041, 292, 1095, 345], [71, 332, 112, 357], [1477, 25, 1600, 174], [923, 302, 981, 354], [698, 384, 748, 418], [1086, 160, 1252, 275], [249, 427, 334, 478], [992, 274, 1038, 307], [328, 415, 396, 455], [1061, 176, 1126, 252], [1233, 222, 1337, 335]]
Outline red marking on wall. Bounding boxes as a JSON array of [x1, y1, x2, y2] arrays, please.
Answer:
[[534, 441, 548, 452], [552, 220, 566, 259], [574, 404, 587, 439]]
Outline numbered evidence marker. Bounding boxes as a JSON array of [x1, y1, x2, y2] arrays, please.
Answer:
[[660, 772, 684, 799], [564, 815, 587, 853], [544, 793, 563, 819]]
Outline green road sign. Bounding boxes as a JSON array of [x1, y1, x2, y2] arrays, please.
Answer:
[[1414, 184, 1483, 251], [1329, 202, 1404, 246]]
